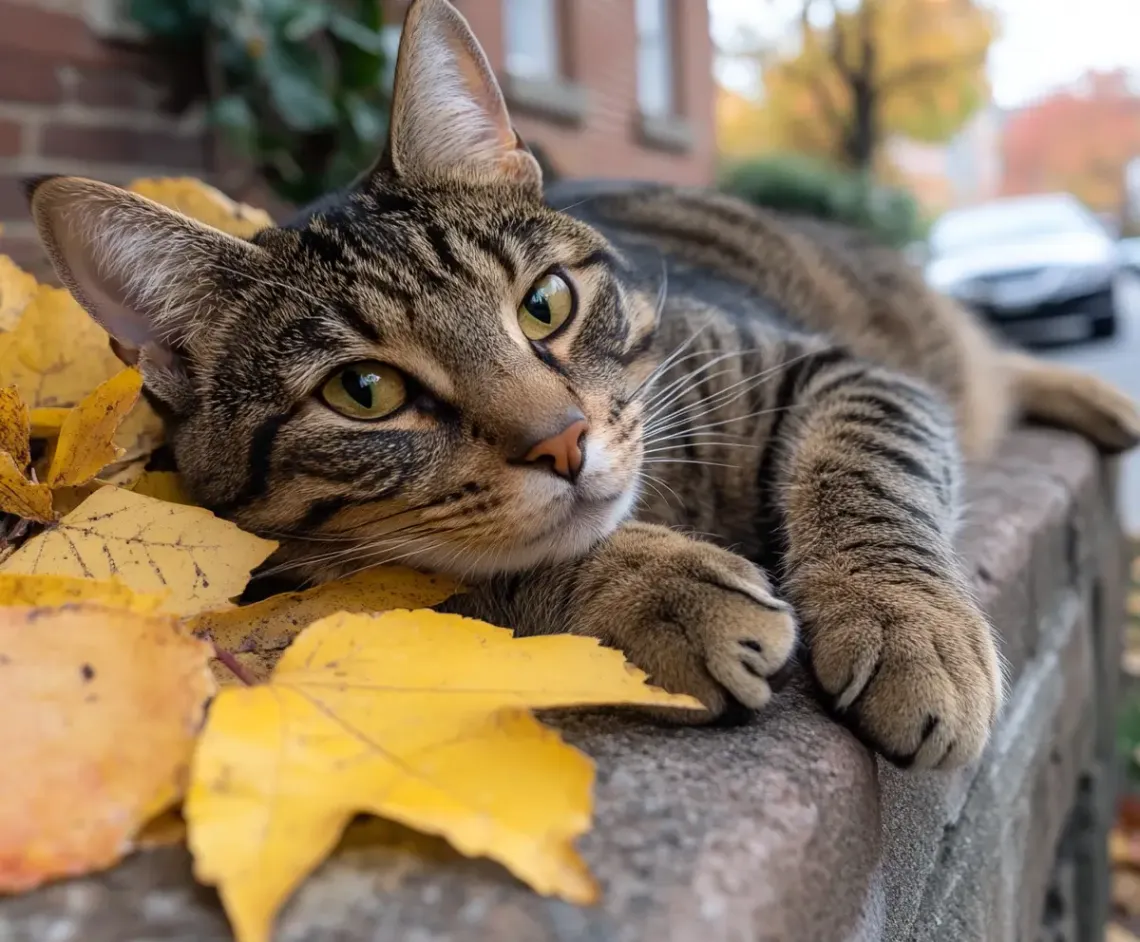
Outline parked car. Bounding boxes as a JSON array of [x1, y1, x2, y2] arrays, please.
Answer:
[[925, 193, 1122, 343], [1122, 237, 1140, 275]]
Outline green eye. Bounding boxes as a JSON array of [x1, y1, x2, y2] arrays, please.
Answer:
[[321, 361, 406, 420], [518, 272, 574, 341]]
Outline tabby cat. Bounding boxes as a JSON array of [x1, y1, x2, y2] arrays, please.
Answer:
[[26, 0, 1140, 770]]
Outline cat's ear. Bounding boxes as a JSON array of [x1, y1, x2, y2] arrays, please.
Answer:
[[26, 175, 265, 361], [384, 0, 541, 193]]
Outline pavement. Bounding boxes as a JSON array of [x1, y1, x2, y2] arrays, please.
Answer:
[[1038, 273, 1140, 535]]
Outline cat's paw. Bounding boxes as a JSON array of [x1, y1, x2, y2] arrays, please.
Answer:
[[805, 578, 1003, 769], [603, 536, 798, 720]]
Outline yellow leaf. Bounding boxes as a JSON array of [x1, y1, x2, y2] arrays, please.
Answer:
[[132, 470, 191, 505], [0, 255, 37, 332], [189, 566, 461, 679], [28, 407, 70, 439], [0, 486, 277, 616], [128, 178, 275, 238], [0, 385, 31, 468], [0, 572, 165, 610], [186, 610, 698, 942], [0, 285, 122, 410], [0, 452, 53, 522], [46, 368, 143, 488], [112, 398, 164, 465], [0, 604, 214, 892]]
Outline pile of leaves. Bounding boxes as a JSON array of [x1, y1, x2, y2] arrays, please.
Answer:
[[0, 178, 697, 942]]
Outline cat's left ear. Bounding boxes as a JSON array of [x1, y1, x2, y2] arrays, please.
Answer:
[[382, 0, 542, 194]]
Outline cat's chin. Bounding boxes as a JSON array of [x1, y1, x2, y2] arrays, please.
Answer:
[[410, 486, 639, 581]]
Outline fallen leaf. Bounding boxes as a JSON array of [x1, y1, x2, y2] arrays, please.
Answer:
[[0, 486, 277, 616], [28, 407, 70, 439], [0, 385, 31, 468], [0, 603, 214, 892], [129, 178, 274, 238], [0, 572, 165, 611], [189, 566, 461, 679], [132, 470, 191, 505], [186, 610, 698, 942], [0, 284, 122, 410], [46, 368, 142, 488], [0, 451, 53, 522], [0, 255, 37, 332]]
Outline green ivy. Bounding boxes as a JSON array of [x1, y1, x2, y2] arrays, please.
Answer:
[[128, 0, 392, 204]]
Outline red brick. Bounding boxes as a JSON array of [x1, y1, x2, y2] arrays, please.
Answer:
[[0, 119, 22, 158], [0, 1, 106, 64], [0, 51, 62, 104], [41, 125, 209, 170], [72, 67, 162, 110]]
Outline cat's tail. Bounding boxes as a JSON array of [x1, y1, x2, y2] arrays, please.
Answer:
[[1003, 350, 1140, 454]]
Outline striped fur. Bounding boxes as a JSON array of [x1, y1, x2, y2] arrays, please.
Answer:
[[26, 0, 1140, 770]]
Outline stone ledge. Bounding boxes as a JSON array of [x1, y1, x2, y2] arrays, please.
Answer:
[[0, 428, 1126, 942]]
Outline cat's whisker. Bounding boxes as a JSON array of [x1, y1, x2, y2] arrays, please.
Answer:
[[641, 442, 761, 456], [642, 457, 740, 470]]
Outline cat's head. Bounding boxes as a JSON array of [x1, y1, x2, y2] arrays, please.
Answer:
[[25, 0, 663, 582]]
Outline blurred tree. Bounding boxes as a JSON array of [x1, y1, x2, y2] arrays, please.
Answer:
[[720, 0, 995, 171], [1000, 71, 1140, 214]]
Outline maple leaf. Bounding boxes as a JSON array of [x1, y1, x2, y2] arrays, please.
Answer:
[[186, 610, 699, 942], [189, 565, 461, 684], [0, 486, 277, 616], [128, 178, 275, 238], [0, 603, 214, 892]]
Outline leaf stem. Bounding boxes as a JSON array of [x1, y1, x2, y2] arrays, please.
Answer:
[[212, 644, 256, 686]]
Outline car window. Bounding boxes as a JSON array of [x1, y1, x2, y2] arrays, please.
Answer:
[[930, 196, 1101, 257]]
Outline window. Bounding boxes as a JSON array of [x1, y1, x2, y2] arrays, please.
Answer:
[[504, 0, 560, 81], [636, 0, 674, 118]]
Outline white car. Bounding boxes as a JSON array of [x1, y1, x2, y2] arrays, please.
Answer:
[[926, 193, 1121, 343]]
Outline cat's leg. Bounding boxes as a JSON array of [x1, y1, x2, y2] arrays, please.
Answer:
[[443, 521, 798, 721], [774, 352, 1003, 769]]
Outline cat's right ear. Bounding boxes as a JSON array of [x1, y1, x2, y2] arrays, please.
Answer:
[[26, 175, 265, 363]]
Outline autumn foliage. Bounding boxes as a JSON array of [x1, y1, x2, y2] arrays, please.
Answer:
[[718, 0, 995, 169], [1000, 70, 1140, 214], [0, 179, 697, 942]]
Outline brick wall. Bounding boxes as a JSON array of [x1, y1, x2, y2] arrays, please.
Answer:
[[0, 0, 210, 277], [0, 0, 716, 278]]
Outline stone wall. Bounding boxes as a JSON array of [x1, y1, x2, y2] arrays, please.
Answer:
[[0, 427, 1126, 940]]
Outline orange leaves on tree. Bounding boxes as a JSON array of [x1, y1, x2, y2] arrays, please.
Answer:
[[1000, 70, 1140, 213], [0, 601, 214, 892], [719, 0, 995, 166]]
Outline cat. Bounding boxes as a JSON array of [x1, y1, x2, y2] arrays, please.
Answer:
[[24, 0, 1140, 770]]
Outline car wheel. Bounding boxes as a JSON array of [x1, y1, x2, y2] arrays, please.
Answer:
[[1092, 313, 1117, 340]]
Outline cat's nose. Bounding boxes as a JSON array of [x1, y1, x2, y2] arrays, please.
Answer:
[[521, 415, 589, 483]]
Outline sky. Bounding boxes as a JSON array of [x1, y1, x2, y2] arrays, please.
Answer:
[[709, 0, 1139, 109]]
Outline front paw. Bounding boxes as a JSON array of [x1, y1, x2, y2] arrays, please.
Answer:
[[595, 531, 798, 721], [804, 576, 1003, 769]]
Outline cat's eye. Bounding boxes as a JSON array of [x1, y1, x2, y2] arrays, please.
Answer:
[[321, 361, 406, 420], [517, 272, 575, 341]]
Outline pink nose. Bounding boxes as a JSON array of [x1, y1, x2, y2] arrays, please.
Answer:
[[522, 418, 589, 482]]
